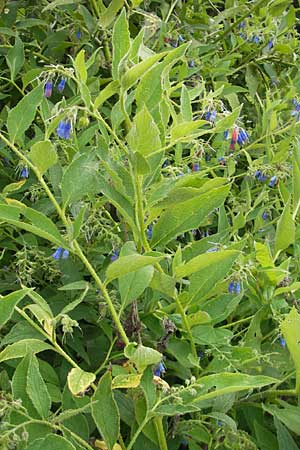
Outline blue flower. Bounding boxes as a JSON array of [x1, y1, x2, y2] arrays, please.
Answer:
[[44, 80, 53, 98], [279, 337, 286, 348], [205, 110, 217, 123], [20, 167, 29, 178], [111, 250, 119, 261], [178, 34, 185, 42], [147, 224, 153, 240], [188, 60, 195, 68], [268, 40, 274, 49], [52, 247, 63, 260], [57, 78, 66, 93], [255, 171, 268, 182], [224, 129, 229, 140], [76, 30, 82, 39], [162, 159, 170, 168], [192, 163, 200, 172], [56, 120, 71, 139], [237, 21, 246, 30], [170, 39, 178, 48], [269, 176, 277, 187], [251, 35, 260, 44], [228, 281, 235, 293], [235, 282, 241, 294], [237, 128, 249, 146], [262, 211, 268, 221], [62, 249, 69, 259], [154, 361, 166, 377]]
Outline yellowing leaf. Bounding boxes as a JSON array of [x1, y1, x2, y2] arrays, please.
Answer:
[[67, 367, 96, 396]]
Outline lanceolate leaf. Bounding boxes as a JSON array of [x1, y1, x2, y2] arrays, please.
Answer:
[[92, 372, 120, 450], [26, 354, 51, 418], [0, 288, 30, 329], [151, 184, 230, 247], [7, 84, 43, 143]]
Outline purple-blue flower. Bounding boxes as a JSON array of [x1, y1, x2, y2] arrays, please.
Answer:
[[52, 247, 63, 260], [279, 337, 286, 348], [235, 282, 241, 294], [76, 30, 82, 39], [154, 361, 166, 377], [20, 167, 29, 178], [268, 40, 274, 49], [251, 35, 260, 44], [178, 34, 185, 42], [269, 176, 277, 187], [56, 120, 71, 139], [147, 224, 153, 240], [262, 211, 268, 221], [44, 80, 53, 98], [62, 249, 69, 259], [111, 250, 119, 262], [188, 60, 195, 68], [237, 128, 249, 146], [192, 163, 200, 172], [57, 78, 66, 93], [224, 129, 229, 140], [228, 281, 235, 293]]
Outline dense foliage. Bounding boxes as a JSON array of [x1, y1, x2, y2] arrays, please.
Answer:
[[1, 0, 300, 449]]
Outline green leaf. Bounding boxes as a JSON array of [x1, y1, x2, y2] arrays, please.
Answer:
[[6, 35, 24, 80], [58, 281, 88, 291], [61, 152, 100, 204], [175, 250, 239, 278], [29, 140, 58, 174], [112, 8, 130, 80], [99, 0, 124, 29], [7, 84, 43, 143], [214, 105, 242, 132], [0, 288, 30, 329], [121, 52, 165, 90], [92, 372, 120, 450], [67, 367, 96, 396], [280, 307, 300, 375], [119, 242, 154, 307], [127, 106, 161, 156], [275, 198, 295, 256], [107, 254, 163, 281], [151, 184, 230, 247], [94, 80, 120, 109], [12, 354, 38, 417], [274, 417, 300, 450], [149, 270, 176, 298], [74, 49, 87, 83], [180, 85, 192, 122], [26, 435, 76, 450], [170, 119, 208, 142], [26, 354, 51, 418], [264, 403, 300, 436], [0, 339, 53, 363], [124, 343, 162, 372], [112, 374, 142, 389], [0, 204, 68, 248]]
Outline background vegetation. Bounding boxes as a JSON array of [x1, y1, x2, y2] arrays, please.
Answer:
[[0, 0, 300, 449]]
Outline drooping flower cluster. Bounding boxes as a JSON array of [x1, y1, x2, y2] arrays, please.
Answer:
[[52, 247, 69, 260], [153, 361, 166, 377], [229, 127, 249, 150], [44, 77, 66, 98], [110, 249, 119, 261], [204, 109, 217, 123], [228, 281, 241, 294], [254, 171, 277, 187], [56, 120, 71, 139], [20, 167, 29, 178]]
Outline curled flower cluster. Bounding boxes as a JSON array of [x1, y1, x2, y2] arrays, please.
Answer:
[[56, 120, 71, 139], [154, 361, 166, 377], [254, 171, 277, 187], [44, 77, 66, 98]]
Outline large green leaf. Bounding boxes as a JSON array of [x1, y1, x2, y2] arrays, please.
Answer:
[[264, 403, 300, 436], [7, 84, 43, 143], [0, 203, 68, 248], [29, 140, 58, 174], [127, 105, 161, 156], [275, 417, 300, 450], [26, 435, 76, 450], [6, 35, 24, 80], [92, 372, 120, 450], [119, 242, 154, 307], [112, 8, 130, 80], [0, 288, 30, 329], [280, 307, 300, 376], [107, 254, 163, 281], [175, 250, 239, 279], [124, 343, 162, 373], [151, 184, 230, 247], [61, 152, 100, 204], [275, 198, 295, 256], [26, 354, 51, 418], [0, 339, 53, 363], [67, 367, 96, 396]]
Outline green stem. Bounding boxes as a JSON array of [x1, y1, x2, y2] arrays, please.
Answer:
[[127, 415, 151, 450], [174, 293, 199, 375], [154, 416, 168, 450], [296, 370, 300, 395]]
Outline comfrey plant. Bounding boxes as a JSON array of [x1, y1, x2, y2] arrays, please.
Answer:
[[0, 2, 300, 450]]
